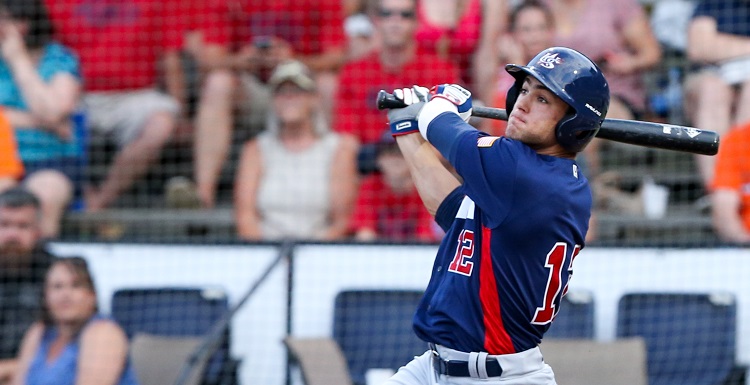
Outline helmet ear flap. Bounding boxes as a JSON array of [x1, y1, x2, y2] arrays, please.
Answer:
[[555, 113, 598, 153]]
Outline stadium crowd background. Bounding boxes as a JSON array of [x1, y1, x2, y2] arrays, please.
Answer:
[[0, 0, 740, 246], [2, 0, 750, 384]]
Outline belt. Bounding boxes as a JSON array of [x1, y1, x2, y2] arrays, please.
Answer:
[[430, 345, 503, 378]]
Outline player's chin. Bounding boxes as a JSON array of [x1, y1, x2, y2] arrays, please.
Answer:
[[505, 121, 522, 140]]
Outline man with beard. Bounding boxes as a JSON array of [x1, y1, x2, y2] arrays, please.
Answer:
[[0, 187, 55, 383]]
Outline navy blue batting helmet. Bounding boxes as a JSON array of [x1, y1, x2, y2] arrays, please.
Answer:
[[505, 47, 609, 152]]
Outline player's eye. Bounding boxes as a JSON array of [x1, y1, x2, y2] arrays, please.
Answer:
[[519, 87, 529, 95], [537, 96, 548, 104]]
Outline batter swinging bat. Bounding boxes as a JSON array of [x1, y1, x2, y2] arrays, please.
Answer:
[[376, 90, 719, 156]]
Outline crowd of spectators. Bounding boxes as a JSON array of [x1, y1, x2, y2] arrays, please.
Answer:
[[0, 0, 746, 245]]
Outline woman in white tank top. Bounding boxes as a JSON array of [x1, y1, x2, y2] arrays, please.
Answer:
[[234, 61, 359, 241]]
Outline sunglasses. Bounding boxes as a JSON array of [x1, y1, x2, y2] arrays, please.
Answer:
[[378, 9, 416, 19]]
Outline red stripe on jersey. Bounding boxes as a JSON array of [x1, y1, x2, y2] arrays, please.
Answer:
[[479, 226, 516, 354]]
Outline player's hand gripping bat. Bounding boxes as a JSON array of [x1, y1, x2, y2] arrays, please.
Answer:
[[376, 90, 719, 156]]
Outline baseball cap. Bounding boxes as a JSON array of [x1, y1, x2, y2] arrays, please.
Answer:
[[268, 60, 316, 92]]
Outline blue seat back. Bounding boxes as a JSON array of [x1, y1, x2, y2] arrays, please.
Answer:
[[332, 290, 426, 385], [111, 287, 232, 385], [616, 293, 736, 385], [544, 290, 595, 339]]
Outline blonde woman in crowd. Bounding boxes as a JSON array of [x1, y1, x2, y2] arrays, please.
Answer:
[[234, 61, 358, 241]]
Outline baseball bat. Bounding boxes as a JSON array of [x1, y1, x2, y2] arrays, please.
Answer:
[[376, 90, 719, 156]]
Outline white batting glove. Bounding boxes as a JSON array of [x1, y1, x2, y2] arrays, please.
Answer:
[[394, 85, 430, 105], [388, 86, 431, 137]]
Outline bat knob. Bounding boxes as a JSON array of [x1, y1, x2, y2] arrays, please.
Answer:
[[376, 90, 407, 110]]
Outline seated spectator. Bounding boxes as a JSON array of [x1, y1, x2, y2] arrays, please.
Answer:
[[492, 0, 555, 136], [335, 0, 460, 174], [344, 4, 378, 61], [710, 121, 750, 244], [352, 132, 440, 242], [0, 110, 24, 192], [415, 0, 508, 104], [234, 61, 358, 241], [185, 0, 348, 208], [45, 0, 181, 211], [11, 257, 138, 385], [0, 188, 56, 383], [684, 0, 750, 188], [543, 0, 661, 177], [0, 0, 82, 238]]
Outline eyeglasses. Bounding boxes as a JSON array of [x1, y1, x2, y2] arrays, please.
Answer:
[[378, 9, 416, 20]]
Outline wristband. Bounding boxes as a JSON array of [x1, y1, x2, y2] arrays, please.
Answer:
[[390, 119, 420, 137]]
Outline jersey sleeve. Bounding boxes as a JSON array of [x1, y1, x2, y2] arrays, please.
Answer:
[[435, 186, 464, 232], [426, 112, 516, 227]]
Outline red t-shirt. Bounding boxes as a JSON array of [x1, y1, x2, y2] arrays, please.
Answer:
[[415, 0, 482, 86], [45, 0, 182, 91], [161, 0, 230, 50], [334, 52, 460, 144], [196, 0, 345, 55], [352, 174, 438, 242]]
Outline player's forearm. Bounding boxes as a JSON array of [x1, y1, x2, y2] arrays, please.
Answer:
[[395, 134, 460, 215]]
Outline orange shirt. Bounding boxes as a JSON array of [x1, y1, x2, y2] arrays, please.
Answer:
[[712, 121, 750, 230], [0, 110, 23, 179]]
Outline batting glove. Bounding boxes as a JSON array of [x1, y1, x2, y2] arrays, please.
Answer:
[[387, 86, 430, 137], [430, 84, 473, 122]]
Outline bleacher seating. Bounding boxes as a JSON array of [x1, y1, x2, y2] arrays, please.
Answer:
[[616, 292, 737, 385], [545, 290, 595, 339], [111, 287, 240, 385], [332, 290, 426, 385]]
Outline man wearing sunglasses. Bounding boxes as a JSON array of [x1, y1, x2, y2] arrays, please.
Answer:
[[334, 0, 460, 175]]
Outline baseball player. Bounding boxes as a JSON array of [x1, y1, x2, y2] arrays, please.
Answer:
[[383, 46, 610, 384]]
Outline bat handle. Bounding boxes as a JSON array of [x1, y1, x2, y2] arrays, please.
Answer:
[[376, 90, 408, 110]]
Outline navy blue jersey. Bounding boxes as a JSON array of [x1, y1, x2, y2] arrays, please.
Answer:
[[413, 112, 591, 354]]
